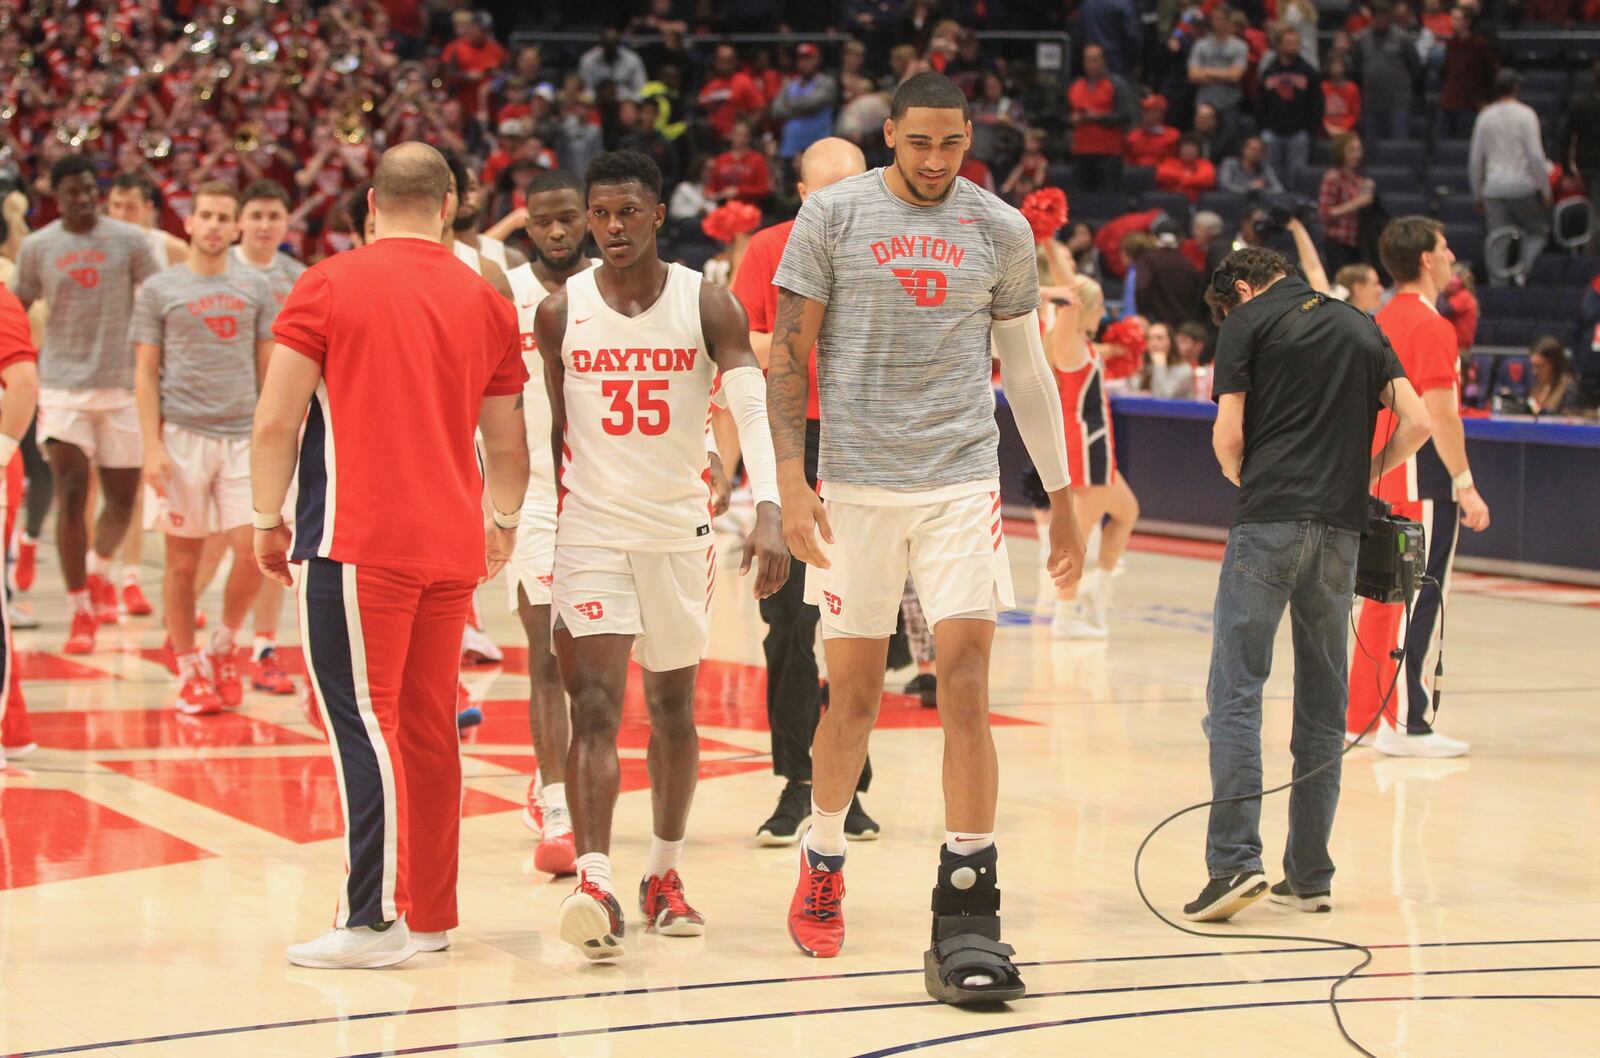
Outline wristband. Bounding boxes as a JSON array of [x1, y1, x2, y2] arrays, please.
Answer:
[[492, 508, 522, 530], [252, 508, 285, 531], [1451, 470, 1474, 492], [0, 434, 18, 468]]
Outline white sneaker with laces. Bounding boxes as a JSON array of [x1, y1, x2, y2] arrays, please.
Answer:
[[461, 623, 503, 664], [411, 931, 449, 952], [286, 918, 414, 969], [1375, 724, 1470, 758]]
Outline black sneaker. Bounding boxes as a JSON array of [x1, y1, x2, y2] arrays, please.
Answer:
[[757, 780, 812, 846], [904, 672, 937, 709], [844, 795, 879, 841], [1269, 879, 1332, 912], [1182, 871, 1268, 922]]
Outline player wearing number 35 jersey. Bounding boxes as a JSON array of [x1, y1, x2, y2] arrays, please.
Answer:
[[531, 151, 789, 961]]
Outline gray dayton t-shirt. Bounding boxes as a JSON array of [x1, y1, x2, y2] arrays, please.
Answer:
[[772, 169, 1039, 497], [8, 217, 160, 390], [130, 260, 277, 437], [233, 245, 306, 307]]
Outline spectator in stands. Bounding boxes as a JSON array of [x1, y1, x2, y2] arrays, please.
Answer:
[[1439, 7, 1497, 140], [1185, 210, 1230, 275], [1157, 134, 1219, 202], [1418, 0, 1455, 68], [1528, 338, 1583, 416], [1256, 28, 1322, 185], [1121, 230, 1158, 315], [1333, 262, 1385, 313], [1188, 7, 1250, 138], [1319, 132, 1377, 270], [1353, 2, 1421, 141], [771, 44, 838, 167], [554, 77, 604, 177], [1140, 321, 1177, 392], [442, 10, 507, 113], [699, 44, 767, 144], [837, 72, 892, 147], [1069, 44, 1137, 191], [1126, 94, 1182, 169], [1066, 221, 1103, 280], [971, 70, 1027, 174], [1192, 103, 1240, 163], [1322, 54, 1362, 138], [1276, 0, 1321, 69], [578, 27, 647, 102], [1138, 218, 1206, 327], [708, 118, 771, 210], [1150, 320, 1210, 397], [1563, 60, 1600, 250], [1471, 70, 1552, 287], [1439, 263, 1480, 353], [670, 155, 717, 234], [1219, 136, 1285, 194], [618, 98, 679, 187], [1082, 0, 1144, 76], [1001, 128, 1050, 204]]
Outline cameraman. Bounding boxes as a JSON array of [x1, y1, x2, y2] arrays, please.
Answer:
[[1182, 247, 1431, 923]]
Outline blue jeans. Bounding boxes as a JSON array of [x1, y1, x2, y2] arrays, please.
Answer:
[[1203, 520, 1359, 891], [1262, 130, 1310, 187]]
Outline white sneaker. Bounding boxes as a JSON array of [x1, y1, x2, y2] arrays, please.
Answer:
[[1344, 729, 1374, 748], [7, 602, 39, 629], [286, 918, 414, 969], [461, 623, 503, 664], [3, 742, 38, 759], [411, 930, 449, 952], [1083, 569, 1113, 630], [1052, 603, 1107, 640], [1375, 724, 1470, 758]]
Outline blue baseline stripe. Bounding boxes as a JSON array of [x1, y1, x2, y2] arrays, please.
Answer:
[[292, 391, 328, 559], [10, 937, 1597, 1057]]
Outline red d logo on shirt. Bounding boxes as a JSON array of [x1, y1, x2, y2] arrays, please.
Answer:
[[203, 316, 238, 339], [68, 267, 99, 289], [891, 268, 948, 308]]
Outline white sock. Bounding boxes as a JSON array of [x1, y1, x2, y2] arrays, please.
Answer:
[[945, 831, 995, 857], [575, 852, 614, 894], [208, 625, 238, 656], [644, 836, 683, 879], [808, 797, 849, 856], [253, 634, 275, 661], [68, 590, 91, 615], [177, 651, 204, 681], [543, 781, 567, 812], [86, 552, 108, 577], [122, 566, 141, 586]]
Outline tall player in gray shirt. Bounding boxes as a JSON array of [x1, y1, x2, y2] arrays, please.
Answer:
[[770, 73, 1086, 1005], [132, 182, 276, 717], [8, 154, 161, 655]]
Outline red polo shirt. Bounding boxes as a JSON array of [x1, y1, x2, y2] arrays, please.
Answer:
[[732, 221, 820, 421]]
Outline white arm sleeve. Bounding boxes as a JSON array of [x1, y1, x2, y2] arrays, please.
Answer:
[[993, 311, 1072, 493], [718, 365, 780, 507]]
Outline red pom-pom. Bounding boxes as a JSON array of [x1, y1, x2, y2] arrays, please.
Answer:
[[1099, 317, 1147, 382], [702, 201, 763, 244], [1021, 187, 1069, 243]]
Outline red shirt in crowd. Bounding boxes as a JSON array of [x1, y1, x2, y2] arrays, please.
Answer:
[[697, 71, 766, 140], [1323, 79, 1361, 134], [1068, 77, 1124, 156], [272, 238, 526, 580], [1125, 125, 1180, 168], [708, 148, 772, 207], [1156, 156, 1217, 201], [442, 36, 509, 110], [1096, 209, 1163, 277], [731, 220, 820, 421], [1372, 292, 1458, 503]]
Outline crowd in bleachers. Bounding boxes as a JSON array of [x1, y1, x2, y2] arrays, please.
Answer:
[[2, 0, 1598, 415]]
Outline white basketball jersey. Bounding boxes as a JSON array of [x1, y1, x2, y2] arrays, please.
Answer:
[[507, 258, 595, 531], [557, 263, 716, 551], [478, 234, 510, 270]]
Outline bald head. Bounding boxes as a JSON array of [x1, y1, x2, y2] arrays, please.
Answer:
[[798, 137, 867, 201], [372, 142, 451, 220]]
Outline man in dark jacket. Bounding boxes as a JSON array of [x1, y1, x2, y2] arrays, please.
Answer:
[[1256, 29, 1323, 186], [1137, 218, 1205, 327]]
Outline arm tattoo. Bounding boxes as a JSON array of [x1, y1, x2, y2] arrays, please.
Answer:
[[766, 291, 810, 465]]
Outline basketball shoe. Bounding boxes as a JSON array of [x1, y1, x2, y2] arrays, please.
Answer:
[[175, 674, 223, 716], [63, 610, 97, 654], [455, 682, 482, 729], [535, 805, 577, 876], [286, 917, 414, 969], [788, 839, 846, 957], [1182, 871, 1268, 922], [87, 574, 119, 625], [251, 648, 295, 695], [461, 623, 503, 665], [2, 695, 36, 758], [13, 535, 36, 592], [639, 870, 705, 936], [523, 773, 544, 836], [756, 779, 811, 845], [121, 579, 153, 617], [208, 650, 244, 709], [1269, 879, 1333, 913], [559, 874, 625, 960]]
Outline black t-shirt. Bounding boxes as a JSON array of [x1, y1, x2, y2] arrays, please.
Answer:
[[1212, 276, 1406, 532]]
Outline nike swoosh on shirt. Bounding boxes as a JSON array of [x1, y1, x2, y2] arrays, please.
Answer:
[[518, 302, 537, 309], [957, 218, 979, 224], [575, 316, 594, 325]]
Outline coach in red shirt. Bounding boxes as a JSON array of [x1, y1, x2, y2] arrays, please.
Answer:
[[252, 143, 529, 968], [0, 286, 41, 768]]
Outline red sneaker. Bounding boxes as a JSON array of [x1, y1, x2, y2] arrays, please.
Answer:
[[522, 776, 545, 836], [15, 538, 35, 592], [639, 869, 705, 936], [558, 873, 625, 960], [788, 841, 847, 958], [534, 806, 576, 876], [87, 574, 119, 625], [208, 651, 243, 708], [63, 611, 97, 654], [251, 650, 295, 695], [175, 675, 222, 716], [2, 692, 36, 759], [121, 581, 153, 616]]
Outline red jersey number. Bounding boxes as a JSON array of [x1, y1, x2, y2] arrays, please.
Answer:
[[599, 379, 671, 436]]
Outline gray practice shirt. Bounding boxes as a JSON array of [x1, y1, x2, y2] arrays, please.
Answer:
[[772, 168, 1039, 495], [7, 217, 160, 390], [130, 260, 277, 437], [1189, 34, 1250, 113], [233, 245, 307, 307]]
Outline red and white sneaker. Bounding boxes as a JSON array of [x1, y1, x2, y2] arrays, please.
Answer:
[[175, 675, 223, 716], [121, 581, 153, 616], [64, 610, 97, 655], [559, 873, 626, 960], [523, 773, 544, 836], [208, 651, 243, 709], [460, 623, 503, 665], [788, 839, 847, 958], [14, 538, 36, 592], [639, 869, 705, 936], [87, 574, 119, 625], [534, 806, 577, 876], [251, 650, 295, 695]]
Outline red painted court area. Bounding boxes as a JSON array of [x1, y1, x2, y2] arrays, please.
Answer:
[[0, 788, 213, 890]]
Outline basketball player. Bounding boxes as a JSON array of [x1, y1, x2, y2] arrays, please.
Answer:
[[531, 151, 788, 960], [0, 283, 41, 773], [234, 179, 307, 697], [1348, 217, 1488, 758], [257, 143, 528, 968], [9, 155, 160, 654], [454, 162, 527, 271], [501, 168, 597, 877], [729, 137, 880, 845], [768, 73, 1083, 1003], [132, 183, 276, 715]]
